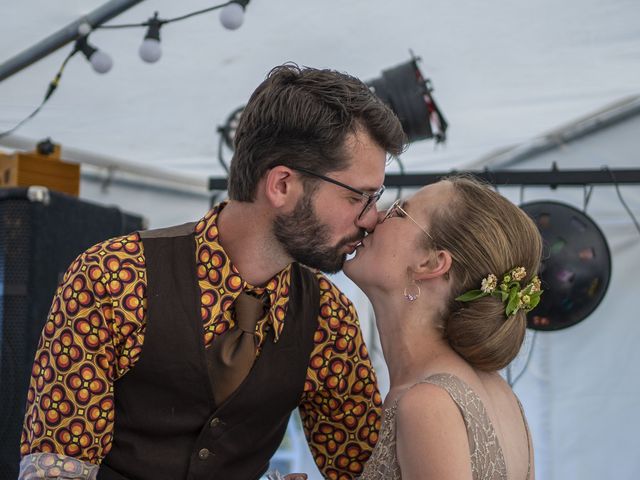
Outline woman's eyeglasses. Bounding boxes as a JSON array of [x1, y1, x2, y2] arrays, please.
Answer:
[[383, 199, 434, 241]]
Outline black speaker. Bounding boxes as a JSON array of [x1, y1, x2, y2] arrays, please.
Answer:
[[0, 186, 145, 479]]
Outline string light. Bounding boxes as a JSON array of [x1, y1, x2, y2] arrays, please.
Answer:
[[220, 0, 249, 30], [74, 36, 113, 74], [83, 0, 253, 69], [139, 12, 163, 63], [0, 0, 252, 137]]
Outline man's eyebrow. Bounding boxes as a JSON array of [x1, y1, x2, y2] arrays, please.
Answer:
[[361, 183, 384, 194]]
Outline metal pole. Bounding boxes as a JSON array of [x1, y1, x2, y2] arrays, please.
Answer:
[[382, 168, 640, 188], [208, 167, 640, 191], [0, 0, 145, 82]]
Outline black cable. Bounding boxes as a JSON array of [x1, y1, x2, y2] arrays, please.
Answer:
[[94, 1, 235, 30], [0, 49, 78, 139], [393, 155, 405, 201], [217, 129, 230, 174], [583, 185, 594, 212], [94, 21, 149, 29], [605, 167, 640, 235], [510, 330, 537, 387], [164, 2, 234, 24]]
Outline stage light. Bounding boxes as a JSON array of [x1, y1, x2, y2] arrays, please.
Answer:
[[220, 0, 249, 30], [139, 13, 163, 63], [75, 36, 113, 74], [520, 201, 612, 331], [218, 53, 447, 150], [366, 53, 447, 143]]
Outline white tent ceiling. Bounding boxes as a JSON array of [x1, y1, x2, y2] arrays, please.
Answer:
[[2, 3, 640, 479], [1, 0, 639, 181]]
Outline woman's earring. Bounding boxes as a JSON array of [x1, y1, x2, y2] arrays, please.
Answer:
[[403, 281, 421, 302]]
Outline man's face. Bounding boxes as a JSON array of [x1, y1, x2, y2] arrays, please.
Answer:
[[273, 129, 387, 273]]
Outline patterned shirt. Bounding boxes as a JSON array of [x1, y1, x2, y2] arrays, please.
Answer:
[[20, 203, 382, 480]]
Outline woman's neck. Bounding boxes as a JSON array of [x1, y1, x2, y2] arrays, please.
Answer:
[[370, 293, 454, 389]]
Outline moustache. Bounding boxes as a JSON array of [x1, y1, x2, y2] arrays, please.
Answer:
[[338, 230, 367, 248]]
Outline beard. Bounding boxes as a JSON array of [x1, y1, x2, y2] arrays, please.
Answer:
[[273, 193, 365, 274]]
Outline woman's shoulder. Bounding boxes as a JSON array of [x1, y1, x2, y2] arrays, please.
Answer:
[[393, 373, 471, 446], [394, 375, 475, 479]]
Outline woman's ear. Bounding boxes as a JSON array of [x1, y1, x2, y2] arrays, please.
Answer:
[[414, 249, 452, 281], [263, 166, 302, 209]]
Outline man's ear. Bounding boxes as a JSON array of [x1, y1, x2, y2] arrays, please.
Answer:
[[263, 166, 303, 209], [414, 249, 452, 281]]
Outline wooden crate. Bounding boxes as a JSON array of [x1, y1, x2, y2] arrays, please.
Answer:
[[0, 145, 80, 196]]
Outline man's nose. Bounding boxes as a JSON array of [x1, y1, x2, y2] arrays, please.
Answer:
[[356, 205, 381, 233]]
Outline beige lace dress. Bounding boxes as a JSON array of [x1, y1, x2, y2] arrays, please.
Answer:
[[359, 373, 531, 480]]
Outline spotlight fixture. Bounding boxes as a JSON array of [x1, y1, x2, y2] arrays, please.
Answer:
[[139, 12, 163, 63], [75, 36, 113, 74], [520, 201, 612, 331], [217, 52, 447, 151], [367, 53, 448, 143], [219, 106, 244, 150], [220, 0, 249, 30]]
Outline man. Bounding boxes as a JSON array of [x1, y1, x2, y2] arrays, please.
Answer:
[[19, 64, 406, 480]]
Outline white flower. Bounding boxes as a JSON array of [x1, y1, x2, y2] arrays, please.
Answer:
[[512, 267, 527, 281], [530, 276, 541, 292], [481, 274, 497, 293]]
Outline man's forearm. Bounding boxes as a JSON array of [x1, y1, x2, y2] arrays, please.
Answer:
[[19, 453, 98, 480]]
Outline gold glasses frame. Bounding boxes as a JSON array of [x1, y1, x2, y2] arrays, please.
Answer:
[[383, 199, 434, 241]]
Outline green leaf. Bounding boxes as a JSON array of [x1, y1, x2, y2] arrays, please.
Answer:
[[528, 295, 541, 309], [506, 288, 519, 316], [455, 290, 486, 302], [529, 291, 542, 301]]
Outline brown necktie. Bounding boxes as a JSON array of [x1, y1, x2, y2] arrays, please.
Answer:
[[207, 291, 266, 406]]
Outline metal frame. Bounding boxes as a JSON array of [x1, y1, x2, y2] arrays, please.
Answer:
[[208, 167, 640, 191]]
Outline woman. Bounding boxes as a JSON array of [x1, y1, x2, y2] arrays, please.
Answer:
[[345, 175, 542, 480]]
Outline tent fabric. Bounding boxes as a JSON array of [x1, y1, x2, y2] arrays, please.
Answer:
[[2, 1, 640, 479]]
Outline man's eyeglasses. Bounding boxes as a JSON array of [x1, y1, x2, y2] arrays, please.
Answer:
[[383, 199, 434, 241], [292, 166, 386, 220]]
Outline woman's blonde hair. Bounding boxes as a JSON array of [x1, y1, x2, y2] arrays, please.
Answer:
[[428, 175, 543, 371]]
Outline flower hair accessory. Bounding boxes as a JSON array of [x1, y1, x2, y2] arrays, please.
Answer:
[[455, 267, 543, 317]]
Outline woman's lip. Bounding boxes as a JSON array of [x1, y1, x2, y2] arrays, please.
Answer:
[[345, 240, 364, 253]]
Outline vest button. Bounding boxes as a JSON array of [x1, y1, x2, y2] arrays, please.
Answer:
[[198, 448, 211, 460], [210, 417, 221, 428]]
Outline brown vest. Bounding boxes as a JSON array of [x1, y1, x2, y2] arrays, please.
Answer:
[[98, 222, 319, 480]]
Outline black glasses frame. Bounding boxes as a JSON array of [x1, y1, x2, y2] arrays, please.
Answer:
[[291, 166, 386, 219]]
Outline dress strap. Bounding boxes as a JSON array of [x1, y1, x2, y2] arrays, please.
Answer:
[[515, 397, 532, 480]]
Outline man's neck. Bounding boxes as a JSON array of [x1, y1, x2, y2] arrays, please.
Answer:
[[216, 200, 292, 286]]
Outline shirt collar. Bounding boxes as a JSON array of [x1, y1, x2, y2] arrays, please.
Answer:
[[194, 201, 291, 342]]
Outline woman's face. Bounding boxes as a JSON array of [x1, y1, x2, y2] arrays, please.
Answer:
[[344, 181, 453, 292]]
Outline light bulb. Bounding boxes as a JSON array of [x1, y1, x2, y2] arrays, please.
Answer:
[[78, 22, 92, 36], [220, 2, 245, 30], [139, 38, 162, 63], [90, 50, 113, 74], [75, 36, 113, 74], [139, 13, 163, 64]]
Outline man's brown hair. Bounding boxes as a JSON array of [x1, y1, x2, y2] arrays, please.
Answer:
[[228, 64, 406, 201]]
